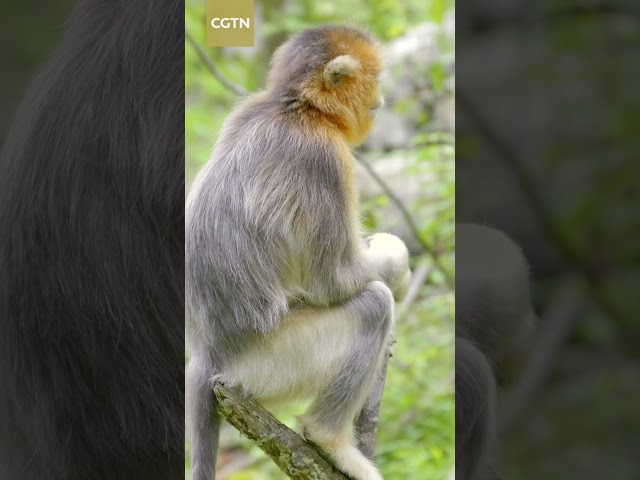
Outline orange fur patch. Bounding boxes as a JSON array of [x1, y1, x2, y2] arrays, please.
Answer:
[[298, 29, 383, 146]]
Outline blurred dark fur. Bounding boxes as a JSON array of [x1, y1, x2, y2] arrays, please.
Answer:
[[0, 1, 184, 479], [455, 224, 536, 480]]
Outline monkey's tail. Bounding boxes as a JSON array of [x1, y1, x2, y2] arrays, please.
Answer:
[[455, 337, 497, 480], [186, 362, 221, 480]]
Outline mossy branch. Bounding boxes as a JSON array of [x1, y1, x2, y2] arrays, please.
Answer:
[[213, 343, 392, 480], [213, 381, 350, 480]]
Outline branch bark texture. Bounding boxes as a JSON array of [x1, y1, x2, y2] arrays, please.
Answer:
[[213, 344, 393, 479], [213, 382, 350, 480]]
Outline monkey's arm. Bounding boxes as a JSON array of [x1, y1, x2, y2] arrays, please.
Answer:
[[293, 141, 410, 305]]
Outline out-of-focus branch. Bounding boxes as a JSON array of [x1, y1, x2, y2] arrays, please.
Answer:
[[400, 261, 433, 310], [500, 295, 584, 433], [185, 30, 249, 97]]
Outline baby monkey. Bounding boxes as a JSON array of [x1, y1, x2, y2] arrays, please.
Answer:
[[186, 25, 411, 480]]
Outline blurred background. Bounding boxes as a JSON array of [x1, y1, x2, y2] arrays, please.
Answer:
[[185, 0, 455, 478], [457, 1, 640, 478]]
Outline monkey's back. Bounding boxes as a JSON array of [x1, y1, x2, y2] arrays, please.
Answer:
[[186, 93, 346, 364]]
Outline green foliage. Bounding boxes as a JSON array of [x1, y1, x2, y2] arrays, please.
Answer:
[[185, 0, 454, 186], [261, 0, 453, 41], [377, 285, 454, 479]]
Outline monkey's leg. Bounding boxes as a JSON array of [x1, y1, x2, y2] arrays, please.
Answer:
[[298, 281, 394, 480], [186, 353, 221, 480], [224, 281, 394, 480]]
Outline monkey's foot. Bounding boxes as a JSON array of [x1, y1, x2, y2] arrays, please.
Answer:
[[326, 444, 383, 480], [208, 373, 228, 388], [301, 423, 383, 480]]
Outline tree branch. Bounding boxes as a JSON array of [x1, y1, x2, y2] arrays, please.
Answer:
[[185, 30, 249, 97], [399, 261, 432, 311], [213, 381, 350, 480]]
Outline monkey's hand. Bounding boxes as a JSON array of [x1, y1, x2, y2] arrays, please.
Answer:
[[364, 233, 411, 301], [394, 268, 412, 303]]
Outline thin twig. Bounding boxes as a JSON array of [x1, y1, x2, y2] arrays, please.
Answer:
[[355, 154, 453, 287], [400, 262, 432, 309], [185, 30, 249, 97], [395, 260, 432, 322]]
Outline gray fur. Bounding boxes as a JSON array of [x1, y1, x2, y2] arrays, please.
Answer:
[[267, 25, 375, 95], [186, 350, 219, 480], [186, 25, 408, 480], [455, 337, 497, 480], [455, 224, 537, 479], [187, 94, 374, 362], [304, 281, 394, 431]]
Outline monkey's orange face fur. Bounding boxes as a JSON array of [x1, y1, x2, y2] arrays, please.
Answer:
[[267, 25, 384, 146], [307, 29, 383, 145]]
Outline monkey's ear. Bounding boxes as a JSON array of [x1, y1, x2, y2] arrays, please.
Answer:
[[323, 55, 360, 88]]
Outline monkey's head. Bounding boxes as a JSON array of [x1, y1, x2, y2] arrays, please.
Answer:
[[267, 25, 384, 146]]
